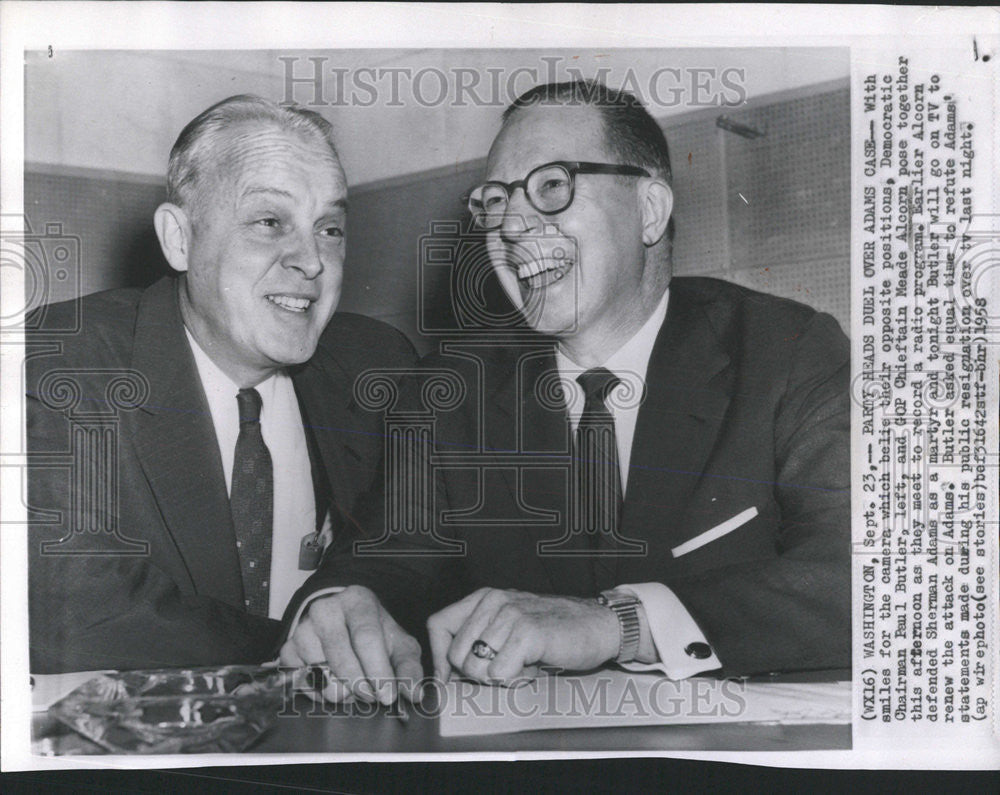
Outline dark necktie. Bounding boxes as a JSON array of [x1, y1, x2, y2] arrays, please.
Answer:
[[231, 388, 273, 616], [574, 368, 623, 564]]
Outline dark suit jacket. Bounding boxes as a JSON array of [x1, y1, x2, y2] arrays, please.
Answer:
[[292, 277, 850, 677], [27, 276, 415, 673]]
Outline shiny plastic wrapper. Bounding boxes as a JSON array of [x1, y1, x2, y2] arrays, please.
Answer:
[[48, 665, 288, 754]]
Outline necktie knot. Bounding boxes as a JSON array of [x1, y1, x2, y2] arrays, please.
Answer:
[[236, 388, 263, 425], [577, 367, 620, 406]]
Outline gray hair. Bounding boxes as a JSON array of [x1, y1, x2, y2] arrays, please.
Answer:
[[166, 94, 339, 209]]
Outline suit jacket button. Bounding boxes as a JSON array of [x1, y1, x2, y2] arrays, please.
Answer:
[[684, 642, 712, 660]]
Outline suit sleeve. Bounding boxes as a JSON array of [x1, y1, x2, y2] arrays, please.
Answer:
[[667, 312, 851, 675], [27, 390, 281, 674]]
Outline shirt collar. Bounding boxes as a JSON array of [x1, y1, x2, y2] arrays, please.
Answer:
[[184, 328, 280, 409], [555, 287, 670, 384]]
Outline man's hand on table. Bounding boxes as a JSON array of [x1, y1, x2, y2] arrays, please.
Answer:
[[427, 588, 653, 685], [279, 585, 423, 705]]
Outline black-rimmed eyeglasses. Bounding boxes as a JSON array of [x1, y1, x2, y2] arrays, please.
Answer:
[[468, 161, 651, 230]]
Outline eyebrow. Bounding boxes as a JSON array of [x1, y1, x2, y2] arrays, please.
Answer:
[[239, 186, 348, 211], [240, 187, 293, 200]]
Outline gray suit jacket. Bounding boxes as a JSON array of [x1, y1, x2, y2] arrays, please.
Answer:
[[27, 276, 416, 673]]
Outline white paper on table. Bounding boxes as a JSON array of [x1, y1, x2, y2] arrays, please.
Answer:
[[439, 669, 850, 737]]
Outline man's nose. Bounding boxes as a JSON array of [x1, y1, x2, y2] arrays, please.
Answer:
[[282, 230, 325, 278], [498, 188, 541, 242]]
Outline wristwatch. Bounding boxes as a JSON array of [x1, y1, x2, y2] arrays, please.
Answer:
[[597, 589, 641, 664]]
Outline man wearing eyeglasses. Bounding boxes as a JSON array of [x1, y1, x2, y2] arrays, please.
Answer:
[[282, 80, 850, 704]]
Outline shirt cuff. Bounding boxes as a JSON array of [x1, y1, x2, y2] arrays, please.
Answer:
[[287, 586, 345, 636], [617, 582, 722, 679]]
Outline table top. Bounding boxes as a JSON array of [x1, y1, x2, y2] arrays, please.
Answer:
[[32, 670, 852, 756], [255, 704, 850, 754]]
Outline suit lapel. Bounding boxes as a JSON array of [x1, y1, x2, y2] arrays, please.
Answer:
[[291, 361, 360, 536], [618, 282, 735, 583], [293, 390, 331, 533], [129, 278, 245, 607]]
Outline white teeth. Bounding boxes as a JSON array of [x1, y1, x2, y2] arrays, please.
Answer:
[[266, 295, 311, 312], [516, 261, 544, 279], [515, 258, 572, 281]]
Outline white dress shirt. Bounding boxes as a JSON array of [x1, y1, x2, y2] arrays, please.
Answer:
[[186, 330, 328, 620], [555, 288, 722, 679]]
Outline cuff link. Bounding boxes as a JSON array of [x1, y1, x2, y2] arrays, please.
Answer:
[[684, 641, 713, 660]]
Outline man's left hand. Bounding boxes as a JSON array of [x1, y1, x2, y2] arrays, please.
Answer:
[[427, 588, 621, 685]]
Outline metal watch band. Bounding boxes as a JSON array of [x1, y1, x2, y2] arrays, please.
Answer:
[[597, 590, 641, 664]]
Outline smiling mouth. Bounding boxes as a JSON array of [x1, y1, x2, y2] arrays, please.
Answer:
[[512, 250, 575, 291], [266, 294, 314, 313]]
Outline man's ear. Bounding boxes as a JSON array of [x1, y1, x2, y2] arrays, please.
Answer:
[[639, 179, 673, 247], [153, 203, 193, 273]]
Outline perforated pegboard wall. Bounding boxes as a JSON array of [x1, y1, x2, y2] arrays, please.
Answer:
[[668, 117, 728, 276], [724, 88, 850, 273], [666, 85, 849, 336]]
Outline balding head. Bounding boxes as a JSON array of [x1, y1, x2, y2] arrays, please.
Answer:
[[166, 94, 341, 216]]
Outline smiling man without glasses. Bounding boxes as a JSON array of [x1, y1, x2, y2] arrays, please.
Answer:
[[283, 79, 850, 705], [27, 95, 414, 673]]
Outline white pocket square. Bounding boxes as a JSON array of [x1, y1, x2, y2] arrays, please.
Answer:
[[671, 507, 759, 558]]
